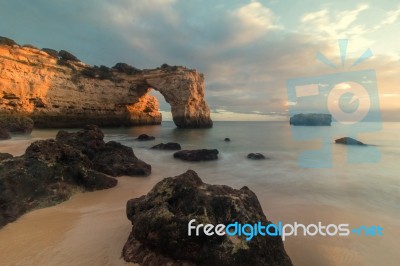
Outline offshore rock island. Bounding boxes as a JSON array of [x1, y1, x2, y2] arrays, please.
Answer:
[[0, 37, 213, 129]]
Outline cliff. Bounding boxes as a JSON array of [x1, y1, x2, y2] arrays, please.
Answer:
[[0, 37, 213, 128]]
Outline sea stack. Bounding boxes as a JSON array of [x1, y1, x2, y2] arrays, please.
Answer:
[[289, 113, 332, 126]]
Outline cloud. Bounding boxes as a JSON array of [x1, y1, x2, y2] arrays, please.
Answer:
[[381, 5, 400, 25], [382, 93, 400, 98], [0, 1, 399, 121], [227, 1, 282, 47], [299, 4, 369, 40]]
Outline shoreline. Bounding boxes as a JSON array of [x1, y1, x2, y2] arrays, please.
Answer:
[[0, 123, 399, 265]]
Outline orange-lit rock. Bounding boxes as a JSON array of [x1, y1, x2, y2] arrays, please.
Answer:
[[0, 38, 212, 128]]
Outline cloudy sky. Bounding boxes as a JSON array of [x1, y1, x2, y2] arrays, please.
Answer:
[[1, 0, 399, 121]]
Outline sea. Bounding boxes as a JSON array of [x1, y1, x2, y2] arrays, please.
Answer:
[[0, 121, 399, 266]]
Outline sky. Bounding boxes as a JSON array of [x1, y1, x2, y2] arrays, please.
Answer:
[[0, 0, 399, 121]]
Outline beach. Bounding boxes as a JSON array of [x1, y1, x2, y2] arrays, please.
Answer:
[[0, 121, 399, 265]]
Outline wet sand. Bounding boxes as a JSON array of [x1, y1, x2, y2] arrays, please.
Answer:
[[1, 173, 398, 266], [1, 126, 399, 265], [0, 177, 135, 266]]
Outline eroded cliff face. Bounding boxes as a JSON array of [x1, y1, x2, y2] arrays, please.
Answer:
[[0, 40, 212, 128]]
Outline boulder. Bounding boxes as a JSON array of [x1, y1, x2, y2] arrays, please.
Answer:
[[122, 170, 293, 266], [56, 125, 106, 159], [0, 139, 117, 228], [151, 142, 181, 150], [0, 128, 11, 140], [0, 115, 34, 134], [137, 134, 155, 141], [92, 141, 151, 176], [289, 113, 332, 126], [173, 149, 219, 161], [247, 153, 267, 160], [335, 137, 366, 146], [0, 153, 13, 161], [56, 125, 151, 176]]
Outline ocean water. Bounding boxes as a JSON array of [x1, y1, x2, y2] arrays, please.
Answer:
[[0, 121, 399, 266]]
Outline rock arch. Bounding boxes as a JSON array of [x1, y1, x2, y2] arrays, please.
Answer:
[[0, 42, 213, 128], [142, 67, 213, 128]]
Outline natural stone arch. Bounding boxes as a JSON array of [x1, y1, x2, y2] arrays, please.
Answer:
[[0, 41, 213, 128], [142, 67, 213, 128]]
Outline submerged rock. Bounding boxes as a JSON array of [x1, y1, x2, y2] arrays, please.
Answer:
[[335, 137, 366, 146], [224, 138, 230, 142], [0, 128, 11, 140], [137, 134, 155, 141], [122, 170, 292, 266], [247, 153, 267, 160], [0, 139, 117, 228], [56, 125, 151, 176], [151, 142, 181, 150], [173, 149, 219, 161], [289, 113, 332, 126]]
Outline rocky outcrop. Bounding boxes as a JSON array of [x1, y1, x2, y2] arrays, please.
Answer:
[[289, 113, 332, 126], [0, 153, 12, 161], [136, 134, 155, 141], [247, 153, 267, 160], [56, 125, 151, 176], [0, 114, 34, 134], [335, 137, 366, 146], [0, 37, 212, 128], [0, 128, 11, 140], [174, 149, 219, 161], [151, 142, 181, 150], [122, 170, 292, 266], [0, 139, 117, 228], [0, 125, 153, 228]]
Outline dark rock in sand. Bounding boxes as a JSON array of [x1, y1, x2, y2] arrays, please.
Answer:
[[92, 141, 151, 176], [290, 113, 332, 126], [335, 137, 366, 146], [151, 142, 181, 150], [56, 125, 106, 158], [173, 149, 219, 161], [0, 139, 117, 228], [224, 138, 230, 142], [0, 115, 34, 134], [247, 153, 267, 160], [137, 134, 155, 141], [56, 125, 151, 176], [0, 153, 13, 161], [122, 170, 293, 266], [0, 128, 11, 140]]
